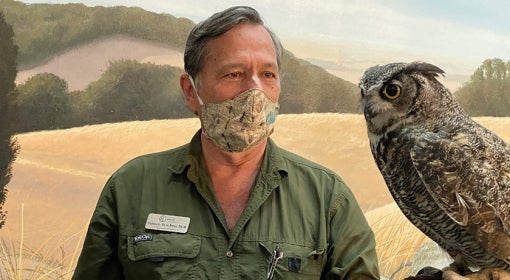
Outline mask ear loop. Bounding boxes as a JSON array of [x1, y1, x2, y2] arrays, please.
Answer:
[[189, 75, 211, 140], [188, 75, 204, 106]]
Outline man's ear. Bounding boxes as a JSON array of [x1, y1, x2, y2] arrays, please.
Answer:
[[180, 74, 199, 114]]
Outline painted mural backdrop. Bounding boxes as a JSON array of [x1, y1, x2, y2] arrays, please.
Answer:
[[0, 0, 509, 279]]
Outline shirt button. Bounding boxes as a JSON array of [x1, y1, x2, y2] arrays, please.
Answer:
[[226, 250, 234, 257]]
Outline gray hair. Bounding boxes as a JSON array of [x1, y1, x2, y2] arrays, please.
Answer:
[[183, 6, 283, 82]]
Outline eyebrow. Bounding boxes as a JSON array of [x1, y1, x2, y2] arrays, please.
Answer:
[[217, 61, 278, 72]]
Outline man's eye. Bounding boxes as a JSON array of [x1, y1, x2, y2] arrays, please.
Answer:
[[263, 72, 276, 78], [227, 72, 242, 78]]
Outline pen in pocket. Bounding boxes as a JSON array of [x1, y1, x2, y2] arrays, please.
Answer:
[[266, 244, 283, 280]]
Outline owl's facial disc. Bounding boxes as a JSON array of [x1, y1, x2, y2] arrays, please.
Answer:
[[361, 80, 409, 134]]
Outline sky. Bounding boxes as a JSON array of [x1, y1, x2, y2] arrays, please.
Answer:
[[19, 0, 510, 90]]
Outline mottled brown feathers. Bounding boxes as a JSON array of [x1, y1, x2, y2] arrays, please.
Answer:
[[359, 61, 510, 270]]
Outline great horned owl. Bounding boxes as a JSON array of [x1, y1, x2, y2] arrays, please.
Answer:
[[358, 61, 510, 271]]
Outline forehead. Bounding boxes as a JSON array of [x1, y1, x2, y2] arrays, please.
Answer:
[[203, 23, 276, 62], [359, 63, 407, 90]]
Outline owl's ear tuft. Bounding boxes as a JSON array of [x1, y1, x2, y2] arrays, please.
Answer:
[[405, 61, 445, 78]]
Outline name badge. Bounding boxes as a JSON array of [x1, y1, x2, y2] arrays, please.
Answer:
[[145, 213, 190, 233]]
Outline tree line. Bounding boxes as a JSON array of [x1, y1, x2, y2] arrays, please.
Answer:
[[10, 50, 362, 133], [455, 58, 510, 117], [9, 56, 510, 135], [12, 60, 193, 133]]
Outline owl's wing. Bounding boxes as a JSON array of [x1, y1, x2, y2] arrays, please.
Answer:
[[409, 131, 510, 235]]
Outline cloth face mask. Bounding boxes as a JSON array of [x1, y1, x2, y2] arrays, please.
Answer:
[[190, 78, 279, 152]]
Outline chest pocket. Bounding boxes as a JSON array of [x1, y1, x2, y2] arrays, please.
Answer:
[[260, 241, 325, 279], [125, 233, 201, 278]]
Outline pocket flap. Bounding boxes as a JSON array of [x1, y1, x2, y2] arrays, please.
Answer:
[[127, 233, 201, 261], [259, 241, 325, 258], [259, 241, 325, 275]]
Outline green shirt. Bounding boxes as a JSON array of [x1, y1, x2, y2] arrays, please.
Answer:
[[73, 131, 379, 279]]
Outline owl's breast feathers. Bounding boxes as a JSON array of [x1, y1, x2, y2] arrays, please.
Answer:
[[375, 125, 510, 267]]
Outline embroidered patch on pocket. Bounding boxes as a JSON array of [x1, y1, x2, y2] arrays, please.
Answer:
[[288, 257, 301, 272]]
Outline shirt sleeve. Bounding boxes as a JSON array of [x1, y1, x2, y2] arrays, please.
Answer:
[[72, 176, 125, 280], [324, 184, 380, 279]]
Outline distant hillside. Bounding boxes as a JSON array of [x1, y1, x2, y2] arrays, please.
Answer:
[[2, 0, 361, 116]]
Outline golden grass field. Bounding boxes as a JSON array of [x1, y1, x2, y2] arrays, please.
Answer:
[[3, 113, 510, 279]]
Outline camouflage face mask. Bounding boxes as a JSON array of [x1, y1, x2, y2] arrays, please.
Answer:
[[190, 78, 279, 152]]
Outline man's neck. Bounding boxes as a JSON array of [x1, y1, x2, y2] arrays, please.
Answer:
[[200, 134, 266, 229]]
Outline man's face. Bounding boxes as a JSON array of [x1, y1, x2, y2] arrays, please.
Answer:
[[193, 23, 280, 109]]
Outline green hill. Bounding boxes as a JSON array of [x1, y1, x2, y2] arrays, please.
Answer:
[[0, 0, 193, 67]]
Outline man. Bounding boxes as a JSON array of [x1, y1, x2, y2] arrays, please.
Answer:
[[73, 6, 379, 279]]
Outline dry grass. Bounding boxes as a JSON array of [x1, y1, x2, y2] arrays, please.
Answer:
[[365, 203, 431, 279], [4, 113, 510, 279], [0, 204, 87, 280]]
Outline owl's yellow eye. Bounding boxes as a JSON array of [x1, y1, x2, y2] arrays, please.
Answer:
[[381, 84, 401, 100]]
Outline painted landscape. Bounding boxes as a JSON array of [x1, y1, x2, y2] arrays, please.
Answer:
[[1, 1, 510, 279]]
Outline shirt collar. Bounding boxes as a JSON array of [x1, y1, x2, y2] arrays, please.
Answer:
[[263, 137, 288, 175], [166, 130, 202, 175]]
